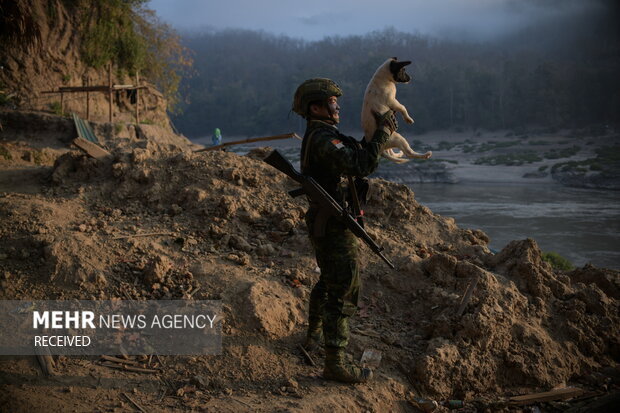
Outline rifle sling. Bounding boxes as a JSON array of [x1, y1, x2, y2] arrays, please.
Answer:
[[347, 175, 364, 226]]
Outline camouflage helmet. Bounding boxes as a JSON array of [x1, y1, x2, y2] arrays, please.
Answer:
[[292, 78, 342, 118]]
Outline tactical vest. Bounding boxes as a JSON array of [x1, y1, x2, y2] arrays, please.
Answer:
[[301, 123, 356, 203], [301, 122, 369, 222]]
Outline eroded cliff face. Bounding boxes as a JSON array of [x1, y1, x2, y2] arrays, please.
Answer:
[[0, 0, 171, 129]]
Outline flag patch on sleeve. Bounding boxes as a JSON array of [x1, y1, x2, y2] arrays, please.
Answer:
[[331, 139, 344, 149]]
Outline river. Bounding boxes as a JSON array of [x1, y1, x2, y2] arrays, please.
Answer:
[[409, 182, 620, 269]]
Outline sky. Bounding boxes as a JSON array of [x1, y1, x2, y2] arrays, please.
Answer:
[[147, 0, 607, 41]]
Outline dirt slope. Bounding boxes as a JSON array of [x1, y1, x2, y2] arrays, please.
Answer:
[[0, 138, 618, 412], [0, 0, 172, 128]]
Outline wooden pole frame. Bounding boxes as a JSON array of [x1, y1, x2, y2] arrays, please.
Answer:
[[135, 70, 140, 124], [194, 132, 302, 153], [85, 76, 90, 121], [41, 63, 147, 123], [108, 63, 113, 123]]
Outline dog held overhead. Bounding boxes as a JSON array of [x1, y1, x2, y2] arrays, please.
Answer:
[[362, 57, 432, 164]]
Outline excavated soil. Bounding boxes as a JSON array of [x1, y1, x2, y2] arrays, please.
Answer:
[[0, 128, 619, 412]]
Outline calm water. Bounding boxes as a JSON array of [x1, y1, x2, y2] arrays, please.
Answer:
[[409, 183, 620, 269]]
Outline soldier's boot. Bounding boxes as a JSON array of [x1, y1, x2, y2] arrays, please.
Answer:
[[302, 321, 324, 352], [303, 328, 324, 352], [323, 347, 373, 383]]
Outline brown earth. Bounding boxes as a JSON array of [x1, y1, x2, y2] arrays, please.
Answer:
[[0, 116, 619, 412], [0, 0, 173, 129]]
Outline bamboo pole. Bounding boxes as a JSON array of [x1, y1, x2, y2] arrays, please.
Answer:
[[108, 64, 113, 123], [85, 77, 90, 121], [457, 276, 479, 317], [41, 85, 145, 94], [194, 132, 302, 153], [135, 70, 140, 124]]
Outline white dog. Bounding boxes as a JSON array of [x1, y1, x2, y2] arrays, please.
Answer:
[[362, 57, 432, 163]]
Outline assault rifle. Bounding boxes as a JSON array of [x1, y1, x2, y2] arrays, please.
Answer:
[[263, 149, 395, 270]]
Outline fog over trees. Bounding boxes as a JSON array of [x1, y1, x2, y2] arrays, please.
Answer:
[[171, 5, 619, 139]]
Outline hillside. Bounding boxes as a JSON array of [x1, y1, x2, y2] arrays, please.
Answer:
[[0, 0, 185, 129], [0, 137, 618, 411]]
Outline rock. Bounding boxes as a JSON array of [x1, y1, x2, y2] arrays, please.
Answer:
[[238, 209, 261, 224], [225, 253, 249, 266], [181, 186, 208, 209], [219, 234, 230, 249], [229, 234, 253, 252], [218, 195, 239, 218], [223, 167, 241, 182], [568, 264, 620, 300], [470, 229, 490, 245], [144, 256, 172, 284], [191, 374, 208, 389], [575, 284, 610, 316], [489, 239, 555, 298], [256, 243, 276, 256], [131, 148, 150, 163], [208, 224, 225, 239], [95, 273, 107, 286], [170, 204, 183, 215], [278, 218, 295, 232], [552, 164, 620, 190]]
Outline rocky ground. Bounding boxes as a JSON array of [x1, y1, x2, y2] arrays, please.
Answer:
[[0, 112, 619, 412]]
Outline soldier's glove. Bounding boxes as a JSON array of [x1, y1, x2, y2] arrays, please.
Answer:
[[373, 110, 398, 135]]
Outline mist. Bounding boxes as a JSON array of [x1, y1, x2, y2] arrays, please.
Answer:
[[149, 0, 617, 43]]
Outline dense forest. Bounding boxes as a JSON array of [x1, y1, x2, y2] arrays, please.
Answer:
[[172, 6, 620, 139]]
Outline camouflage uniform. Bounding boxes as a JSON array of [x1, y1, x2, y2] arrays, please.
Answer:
[[302, 119, 389, 349], [291, 77, 395, 382]]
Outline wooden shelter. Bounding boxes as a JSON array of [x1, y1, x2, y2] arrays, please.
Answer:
[[42, 64, 146, 123]]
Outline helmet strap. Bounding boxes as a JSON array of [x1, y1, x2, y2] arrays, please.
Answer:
[[308, 101, 337, 124], [326, 105, 338, 124]]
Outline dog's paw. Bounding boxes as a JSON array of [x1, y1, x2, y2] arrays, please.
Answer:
[[393, 157, 410, 164], [405, 115, 414, 124], [423, 151, 432, 159], [387, 148, 405, 158], [382, 149, 409, 163]]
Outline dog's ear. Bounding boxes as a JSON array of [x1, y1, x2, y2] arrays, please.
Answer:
[[395, 60, 411, 69], [390, 59, 412, 83], [390, 60, 411, 73]]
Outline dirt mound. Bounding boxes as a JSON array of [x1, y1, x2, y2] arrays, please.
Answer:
[[414, 239, 619, 398], [0, 144, 618, 411]]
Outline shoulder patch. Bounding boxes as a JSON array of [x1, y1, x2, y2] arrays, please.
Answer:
[[330, 139, 344, 149]]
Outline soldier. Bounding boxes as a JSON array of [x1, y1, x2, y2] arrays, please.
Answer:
[[292, 78, 398, 383]]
